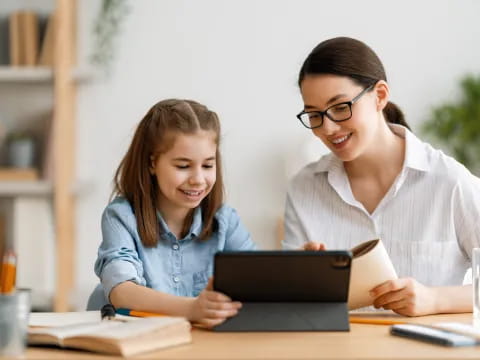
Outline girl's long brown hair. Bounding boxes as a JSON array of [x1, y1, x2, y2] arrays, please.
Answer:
[[112, 99, 224, 247]]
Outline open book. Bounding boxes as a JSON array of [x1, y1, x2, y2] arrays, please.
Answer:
[[28, 311, 191, 356], [348, 239, 398, 309]]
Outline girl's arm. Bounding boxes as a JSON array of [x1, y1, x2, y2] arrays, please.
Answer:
[[110, 278, 241, 328]]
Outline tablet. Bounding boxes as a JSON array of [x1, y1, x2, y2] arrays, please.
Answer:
[[213, 250, 352, 331]]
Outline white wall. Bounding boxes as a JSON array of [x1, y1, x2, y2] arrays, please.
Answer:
[[73, 0, 480, 308]]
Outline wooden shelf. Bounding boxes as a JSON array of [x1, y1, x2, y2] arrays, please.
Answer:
[[0, 66, 94, 84], [0, 0, 77, 312], [0, 66, 53, 82], [0, 181, 52, 196]]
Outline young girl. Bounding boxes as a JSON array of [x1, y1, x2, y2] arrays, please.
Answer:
[[284, 37, 480, 316], [87, 99, 255, 328]]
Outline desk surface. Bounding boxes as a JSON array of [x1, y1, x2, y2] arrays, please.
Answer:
[[25, 313, 479, 359]]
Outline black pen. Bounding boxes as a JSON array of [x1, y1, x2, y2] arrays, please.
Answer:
[[101, 303, 117, 321]]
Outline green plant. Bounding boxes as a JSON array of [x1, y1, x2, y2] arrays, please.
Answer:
[[90, 0, 130, 71], [422, 74, 480, 173]]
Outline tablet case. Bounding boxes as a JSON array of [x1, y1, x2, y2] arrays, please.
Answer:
[[213, 250, 351, 332]]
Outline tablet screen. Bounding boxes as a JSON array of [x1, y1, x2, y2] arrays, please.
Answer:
[[214, 250, 351, 302]]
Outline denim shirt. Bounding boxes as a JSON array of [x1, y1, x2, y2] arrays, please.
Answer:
[[87, 197, 255, 310]]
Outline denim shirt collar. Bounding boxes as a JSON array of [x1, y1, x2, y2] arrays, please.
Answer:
[[156, 207, 203, 239]]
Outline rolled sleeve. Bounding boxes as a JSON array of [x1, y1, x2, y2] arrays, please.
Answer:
[[100, 260, 145, 299], [95, 205, 146, 300]]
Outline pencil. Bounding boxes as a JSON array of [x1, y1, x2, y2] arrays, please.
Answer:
[[0, 250, 17, 294], [349, 317, 406, 325], [116, 308, 166, 317]]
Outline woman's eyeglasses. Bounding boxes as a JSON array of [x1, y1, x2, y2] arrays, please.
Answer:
[[296, 84, 375, 129]]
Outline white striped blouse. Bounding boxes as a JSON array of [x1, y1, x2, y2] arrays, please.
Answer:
[[283, 124, 480, 287]]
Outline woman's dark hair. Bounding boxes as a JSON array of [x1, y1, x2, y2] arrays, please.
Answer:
[[298, 37, 410, 130], [112, 99, 224, 247]]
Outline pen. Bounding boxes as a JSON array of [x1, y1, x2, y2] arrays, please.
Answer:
[[101, 303, 117, 321], [116, 308, 166, 317], [0, 250, 17, 294], [349, 316, 407, 325]]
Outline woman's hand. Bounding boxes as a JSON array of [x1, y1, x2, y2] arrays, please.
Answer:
[[370, 278, 439, 316], [302, 242, 326, 251], [187, 277, 242, 328]]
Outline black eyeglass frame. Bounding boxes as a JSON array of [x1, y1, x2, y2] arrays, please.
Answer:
[[296, 83, 375, 129]]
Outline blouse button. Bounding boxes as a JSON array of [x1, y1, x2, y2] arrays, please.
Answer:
[[173, 276, 180, 283], [172, 244, 179, 250]]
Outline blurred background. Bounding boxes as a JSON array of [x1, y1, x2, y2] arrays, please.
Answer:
[[0, 0, 479, 311]]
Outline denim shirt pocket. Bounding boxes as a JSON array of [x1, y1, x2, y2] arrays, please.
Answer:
[[192, 270, 209, 297]]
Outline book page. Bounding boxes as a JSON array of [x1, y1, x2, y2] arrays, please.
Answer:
[[29, 311, 135, 328], [82, 317, 188, 340], [65, 318, 192, 357], [29, 320, 125, 342], [29, 311, 101, 327], [348, 239, 398, 309], [29, 317, 187, 342]]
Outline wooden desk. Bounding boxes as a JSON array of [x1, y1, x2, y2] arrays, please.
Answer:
[[25, 313, 479, 359]]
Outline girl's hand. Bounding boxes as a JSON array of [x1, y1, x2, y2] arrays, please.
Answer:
[[302, 242, 326, 251], [187, 277, 242, 328], [370, 278, 439, 316]]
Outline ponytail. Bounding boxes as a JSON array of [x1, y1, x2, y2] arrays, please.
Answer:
[[383, 101, 411, 131]]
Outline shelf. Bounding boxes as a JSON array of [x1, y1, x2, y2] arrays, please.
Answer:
[[0, 66, 95, 84], [0, 0, 77, 312], [0, 180, 52, 196], [0, 66, 53, 83]]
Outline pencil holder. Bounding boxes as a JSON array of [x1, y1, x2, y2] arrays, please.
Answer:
[[0, 289, 31, 357]]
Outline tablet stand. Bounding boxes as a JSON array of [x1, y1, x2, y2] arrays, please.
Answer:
[[214, 301, 349, 331]]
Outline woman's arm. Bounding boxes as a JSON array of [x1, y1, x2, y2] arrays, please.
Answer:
[[110, 278, 241, 328], [435, 285, 472, 313], [371, 278, 472, 316]]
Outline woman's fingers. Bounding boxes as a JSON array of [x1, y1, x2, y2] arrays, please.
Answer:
[[373, 288, 407, 308], [370, 278, 411, 299], [303, 242, 326, 251], [381, 299, 410, 311]]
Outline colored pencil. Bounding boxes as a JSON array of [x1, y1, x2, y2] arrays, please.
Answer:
[[0, 250, 17, 294], [349, 316, 406, 325], [116, 308, 166, 317]]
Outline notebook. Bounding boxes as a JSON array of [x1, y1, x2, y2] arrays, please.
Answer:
[[349, 239, 398, 309], [28, 312, 191, 356], [29, 311, 133, 328]]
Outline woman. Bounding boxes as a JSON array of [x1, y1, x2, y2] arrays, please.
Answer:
[[283, 37, 480, 316]]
